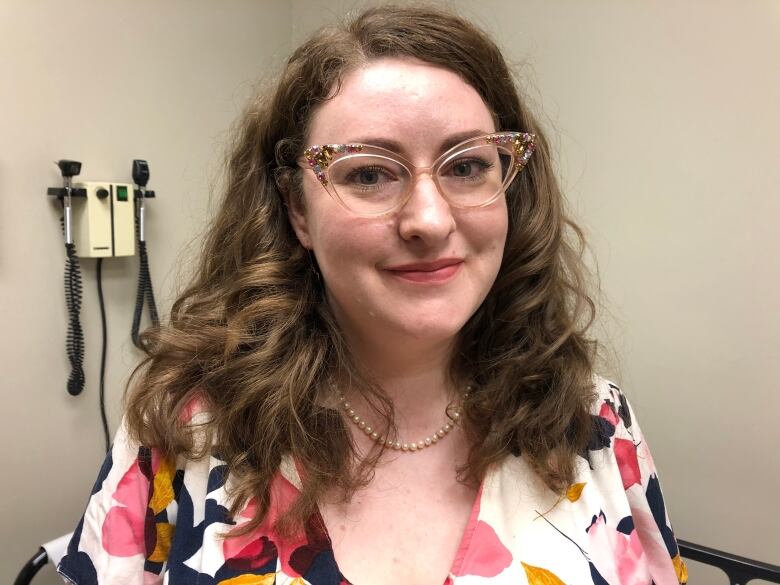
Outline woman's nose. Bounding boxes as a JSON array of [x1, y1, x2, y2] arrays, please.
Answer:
[[397, 174, 456, 244]]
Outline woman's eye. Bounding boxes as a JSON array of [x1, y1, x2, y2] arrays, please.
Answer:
[[445, 158, 492, 179], [453, 162, 474, 177], [357, 168, 380, 185], [342, 165, 394, 188]]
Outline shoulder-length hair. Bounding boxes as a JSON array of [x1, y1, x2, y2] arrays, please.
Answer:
[[126, 4, 599, 538]]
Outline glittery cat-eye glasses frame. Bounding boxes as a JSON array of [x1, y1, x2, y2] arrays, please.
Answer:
[[298, 132, 536, 217]]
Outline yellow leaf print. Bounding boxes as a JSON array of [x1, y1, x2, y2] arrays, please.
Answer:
[[521, 562, 566, 585], [566, 483, 586, 502], [150, 456, 176, 514], [673, 554, 689, 584], [218, 574, 276, 585], [147, 522, 175, 563]]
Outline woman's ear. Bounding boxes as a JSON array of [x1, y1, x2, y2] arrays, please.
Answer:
[[277, 168, 312, 249], [284, 191, 312, 250]]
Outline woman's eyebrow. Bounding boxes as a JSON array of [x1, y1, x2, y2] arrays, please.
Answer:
[[342, 129, 492, 155], [346, 137, 404, 152], [439, 129, 490, 151]]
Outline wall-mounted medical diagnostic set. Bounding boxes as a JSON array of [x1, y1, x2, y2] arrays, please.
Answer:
[[47, 160, 160, 448]]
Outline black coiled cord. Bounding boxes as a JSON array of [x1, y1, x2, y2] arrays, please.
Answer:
[[131, 223, 159, 349], [96, 258, 110, 453], [61, 217, 85, 396]]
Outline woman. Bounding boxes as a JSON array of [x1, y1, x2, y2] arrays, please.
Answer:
[[58, 5, 687, 585]]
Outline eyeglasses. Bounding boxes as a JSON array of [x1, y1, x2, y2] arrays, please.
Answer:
[[299, 132, 536, 217]]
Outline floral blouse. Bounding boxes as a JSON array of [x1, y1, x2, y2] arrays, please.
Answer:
[[58, 376, 688, 585]]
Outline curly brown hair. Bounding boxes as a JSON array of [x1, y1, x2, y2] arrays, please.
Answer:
[[126, 4, 600, 538]]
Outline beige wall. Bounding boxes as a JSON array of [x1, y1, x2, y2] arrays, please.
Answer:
[[2, 1, 777, 583], [0, 1, 291, 583]]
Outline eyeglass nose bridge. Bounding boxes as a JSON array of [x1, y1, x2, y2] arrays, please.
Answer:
[[395, 163, 453, 211]]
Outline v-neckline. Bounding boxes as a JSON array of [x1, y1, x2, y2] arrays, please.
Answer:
[[285, 455, 486, 585]]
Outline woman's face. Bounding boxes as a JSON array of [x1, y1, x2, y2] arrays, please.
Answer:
[[288, 57, 508, 351]]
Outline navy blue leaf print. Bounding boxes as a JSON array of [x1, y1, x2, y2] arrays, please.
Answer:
[[207, 463, 229, 494], [646, 475, 679, 557], [304, 549, 344, 583], [589, 561, 610, 585], [616, 516, 635, 535], [588, 414, 615, 451], [59, 551, 98, 585], [166, 481, 206, 578], [206, 497, 234, 528], [617, 390, 632, 429]]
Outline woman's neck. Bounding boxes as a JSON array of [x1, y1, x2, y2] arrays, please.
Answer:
[[336, 326, 465, 439]]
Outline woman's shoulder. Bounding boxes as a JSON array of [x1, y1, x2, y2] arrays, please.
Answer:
[[588, 373, 638, 439], [481, 374, 687, 584], [57, 394, 230, 584], [584, 374, 668, 510], [590, 372, 627, 405]]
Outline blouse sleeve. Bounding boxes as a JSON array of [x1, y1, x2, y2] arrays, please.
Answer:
[[57, 419, 179, 585], [596, 379, 689, 585]]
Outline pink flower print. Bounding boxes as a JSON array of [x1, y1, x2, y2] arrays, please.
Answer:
[[178, 392, 206, 423], [224, 472, 309, 576], [453, 520, 513, 577], [101, 460, 151, 557], [614, 438, 642, 490], [600, 402, 620, 427], [223, 533, 278, 571], [632, 509, 685, 585], [586, 512, 651, 585]]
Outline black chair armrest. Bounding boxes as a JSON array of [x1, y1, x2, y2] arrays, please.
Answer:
[[678, 539, 780, 585]]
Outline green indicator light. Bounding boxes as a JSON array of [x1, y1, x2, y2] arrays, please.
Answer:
[[117, 185, 128, 202]]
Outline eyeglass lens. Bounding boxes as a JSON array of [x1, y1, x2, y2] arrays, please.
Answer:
[[327, 144, 514, 214]]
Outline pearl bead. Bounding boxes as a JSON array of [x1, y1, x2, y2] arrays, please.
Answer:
[[337, 384, 472, 454]]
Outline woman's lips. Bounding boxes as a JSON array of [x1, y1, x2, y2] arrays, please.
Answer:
[[385, 259, 463, 283]]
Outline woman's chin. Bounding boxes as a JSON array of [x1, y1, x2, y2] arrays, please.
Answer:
[[383, 314, 468, 345]]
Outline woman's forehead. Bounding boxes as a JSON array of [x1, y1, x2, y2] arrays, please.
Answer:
[[306, 57, 496, 153]]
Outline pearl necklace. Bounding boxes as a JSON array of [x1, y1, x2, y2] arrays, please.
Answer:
[[338, 387, 470, 453]]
